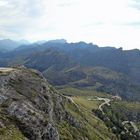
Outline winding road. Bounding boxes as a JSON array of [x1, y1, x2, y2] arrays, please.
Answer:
[[88, 96, 139, 133], [97, 97, 111, 113], [64, 94, 140, 134], [87, 96, 111, 114]]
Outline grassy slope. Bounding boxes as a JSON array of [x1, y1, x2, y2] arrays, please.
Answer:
[[59, 98, 117, 140], [57, 87, 117, 140], [58, 87, 140, 139], [58, 87, 112, 98]]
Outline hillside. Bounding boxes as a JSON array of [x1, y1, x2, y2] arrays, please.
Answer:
[[0, 67, 140, 139], [58, 87, 140, 139], [0, 67, 119, 140]]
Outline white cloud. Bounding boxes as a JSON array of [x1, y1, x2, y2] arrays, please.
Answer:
[[0, 0, 140, 49], [0, 0, 8, 6]]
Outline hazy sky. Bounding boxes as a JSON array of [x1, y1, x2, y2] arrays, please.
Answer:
[[0, 0, 140, 49]]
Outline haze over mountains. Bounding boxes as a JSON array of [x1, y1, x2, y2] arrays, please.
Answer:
[[0, 39, 30, 52], [0, 39, 140, 101], [0, 38, 138, 52]]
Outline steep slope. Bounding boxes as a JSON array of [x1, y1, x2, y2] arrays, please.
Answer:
[[24, 49, 77, 72], [0, 67, 117, 140]]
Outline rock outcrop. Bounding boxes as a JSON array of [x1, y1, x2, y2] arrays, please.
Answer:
[[0, 67, 77, 140]]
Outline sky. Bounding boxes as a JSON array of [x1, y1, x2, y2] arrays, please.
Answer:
[[0, 0, 140, 50]]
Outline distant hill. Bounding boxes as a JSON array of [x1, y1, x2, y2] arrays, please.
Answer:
[[0, 39, 29, 52], [35, 39, 67, 45]]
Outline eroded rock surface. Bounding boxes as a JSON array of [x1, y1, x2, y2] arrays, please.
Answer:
[[0, 67, 66, 140]]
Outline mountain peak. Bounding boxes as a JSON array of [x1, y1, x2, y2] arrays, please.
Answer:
[[47, 39, 67, 44]]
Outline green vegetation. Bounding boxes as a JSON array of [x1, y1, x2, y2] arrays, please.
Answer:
[[57, 86, 117, 139], [0, 125, 26, 140], [0, 110, 26, 140], [59, 96, 117, 140], [58, 86, 140, 139], [94, 100, 140, 139], [50, 65, 140, 102], [58, 87, 111, 98], [104, 101, 140, 122], [72, 96, 100, 110]]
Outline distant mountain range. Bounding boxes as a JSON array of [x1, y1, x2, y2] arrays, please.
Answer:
[[0, 39, 140, 101], [0, 39, 30, 52]]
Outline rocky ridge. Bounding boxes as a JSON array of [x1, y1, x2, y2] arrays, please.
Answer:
[[0, 67, 76, 140]]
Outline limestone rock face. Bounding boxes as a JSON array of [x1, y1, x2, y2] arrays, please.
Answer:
[[0, 67, 65, 140]]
